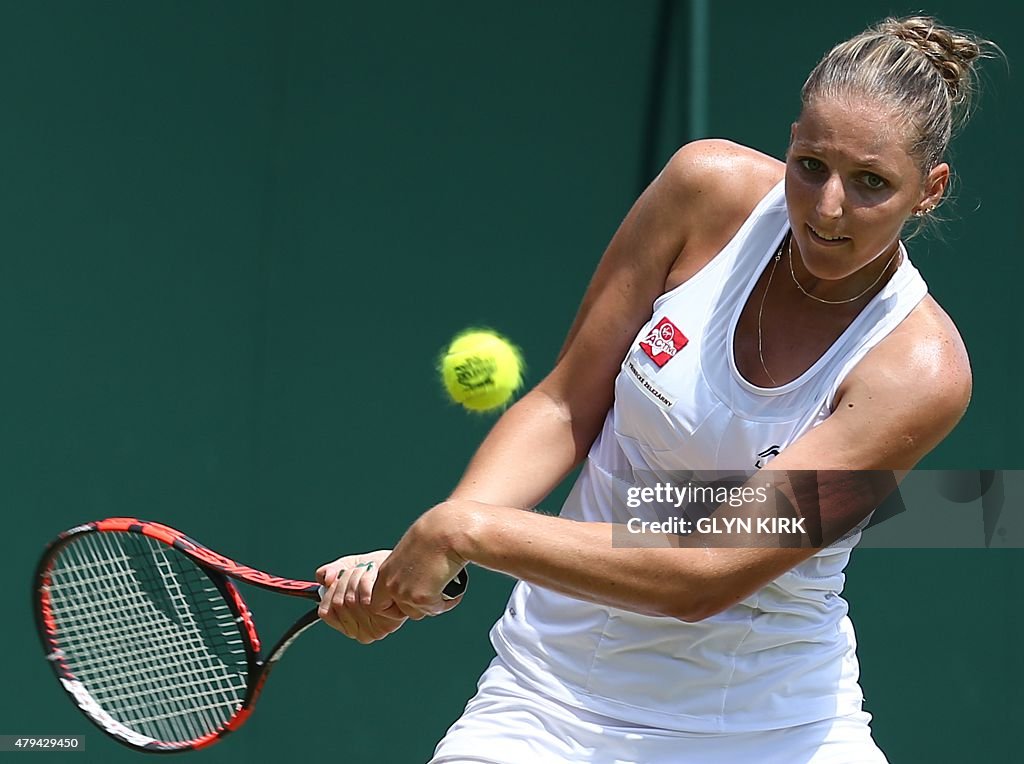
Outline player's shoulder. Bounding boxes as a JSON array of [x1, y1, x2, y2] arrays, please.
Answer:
[[842, 296, 972, 425], [657, 139, 785, 222]]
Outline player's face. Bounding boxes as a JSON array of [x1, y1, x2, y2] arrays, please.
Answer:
[[785, 96, 948, 286]]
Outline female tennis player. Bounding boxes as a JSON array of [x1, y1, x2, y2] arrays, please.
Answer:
[[318, 16, 994, 763]]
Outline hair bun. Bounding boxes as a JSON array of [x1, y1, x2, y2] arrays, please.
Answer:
[[801, 15, 998, 176], [879, 16, 985, 104]]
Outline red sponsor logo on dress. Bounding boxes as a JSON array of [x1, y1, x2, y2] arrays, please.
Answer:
[[639, 317, 688, 367]]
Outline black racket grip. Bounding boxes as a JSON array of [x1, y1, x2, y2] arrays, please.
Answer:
[[441, 568, 469, 600]]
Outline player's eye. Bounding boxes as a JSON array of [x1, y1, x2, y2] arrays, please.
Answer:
[[862, 173, 887, 190], [799, 157, 824, 173]]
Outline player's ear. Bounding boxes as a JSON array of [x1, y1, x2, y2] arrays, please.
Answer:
[[919, 162, 949, 212]]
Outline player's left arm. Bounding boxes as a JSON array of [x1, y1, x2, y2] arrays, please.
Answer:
[[665, 302, 973, 617], [380, 302, 971, 621], [808, 300, 972, 472]]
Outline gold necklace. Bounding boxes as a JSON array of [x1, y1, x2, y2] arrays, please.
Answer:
[[788, 236, 901, 305], [756, 234, 787, 386], [758, 231, 903, 386]]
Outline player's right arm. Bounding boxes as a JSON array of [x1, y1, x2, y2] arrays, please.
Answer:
[[446, 140, 781, 510], [319, 140, 780, 639]]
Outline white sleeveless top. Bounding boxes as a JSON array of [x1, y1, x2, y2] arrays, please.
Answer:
[[490, 180, 928, 733]]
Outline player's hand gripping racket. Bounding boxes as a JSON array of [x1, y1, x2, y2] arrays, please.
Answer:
[[32, 517, 467, 753]]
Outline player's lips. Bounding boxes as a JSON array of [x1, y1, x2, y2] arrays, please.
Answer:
[[807, 224, 849, 246]]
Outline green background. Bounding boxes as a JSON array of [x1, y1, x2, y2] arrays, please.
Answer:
[[2, 2, 1019, 761]]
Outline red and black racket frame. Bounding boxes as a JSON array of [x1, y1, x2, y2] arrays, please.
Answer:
[[34, 517, 325, 753], [35, 517, 468, 753]]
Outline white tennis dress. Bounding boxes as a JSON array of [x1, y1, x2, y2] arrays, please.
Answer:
[[432, 180, 926, 763]]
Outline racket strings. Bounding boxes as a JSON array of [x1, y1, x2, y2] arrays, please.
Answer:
[[45, 532, 251, 744], [55, 533, 240, 744], [67, 534, 231, 743], [58, 533, 248, 743], [88, 532, 246, 741]]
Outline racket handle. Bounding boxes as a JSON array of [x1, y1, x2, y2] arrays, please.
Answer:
[[316, 568, 468, 602], [442, 568, 469, 600]]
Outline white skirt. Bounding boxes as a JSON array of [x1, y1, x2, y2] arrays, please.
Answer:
[[429, 657, 888, 764]]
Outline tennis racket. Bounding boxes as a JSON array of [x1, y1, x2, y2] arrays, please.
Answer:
[[32, 517, 468, 753]]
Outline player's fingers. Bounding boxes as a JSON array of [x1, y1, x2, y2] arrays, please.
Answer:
[[340, 567, 404, 644], [319, 571, 364, 640], [348, 565, 387, 630], [316, 562, 347, 587], [369, 577, 394, 613], [333, 567, 363, 635], [317, 578, 346, 631], [355, 564, 378, 607], [368, 583, 419, 620], [355, 605, 406, 644], [345, 567, 396, 640], [343, 565, 364, 607], [380, 596, 426, 620], [317, 552, 379, 586], [317, 575, 338, 617], [368, 569, 438, 620]]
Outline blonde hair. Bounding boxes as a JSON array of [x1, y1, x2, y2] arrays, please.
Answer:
[[802, 16, 997, 176]]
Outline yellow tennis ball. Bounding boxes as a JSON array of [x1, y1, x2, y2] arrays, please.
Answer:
[[439, 329, 525, 412]]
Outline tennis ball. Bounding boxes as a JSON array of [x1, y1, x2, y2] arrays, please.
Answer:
[[439, 329, 525, 412]]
